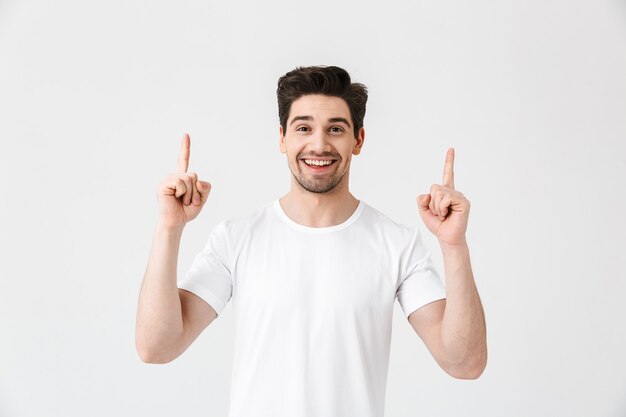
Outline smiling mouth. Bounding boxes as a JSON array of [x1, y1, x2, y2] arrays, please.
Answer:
[[300, 159, 338, 171]]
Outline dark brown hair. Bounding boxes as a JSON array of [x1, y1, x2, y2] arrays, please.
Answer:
[[277, 65, 368, 139]]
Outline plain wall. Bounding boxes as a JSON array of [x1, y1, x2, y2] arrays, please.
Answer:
[[1, 0, 625, 416]]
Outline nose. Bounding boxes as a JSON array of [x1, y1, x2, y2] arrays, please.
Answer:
[[309, 129, 332, 153]]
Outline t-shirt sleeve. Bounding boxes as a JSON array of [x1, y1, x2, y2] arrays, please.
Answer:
[[395, 225, 446, 319], [177, 220, 233, 316]]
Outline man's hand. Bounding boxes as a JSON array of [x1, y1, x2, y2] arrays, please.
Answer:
[[156, 133, 212, 229], [417, 148, 470, 247]]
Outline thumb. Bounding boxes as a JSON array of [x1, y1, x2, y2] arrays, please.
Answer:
[[417, 194, 431, 212], [196, 181, 212, 203]]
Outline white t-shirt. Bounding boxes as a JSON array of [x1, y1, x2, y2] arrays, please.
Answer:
[[178, 198, 446, 417]]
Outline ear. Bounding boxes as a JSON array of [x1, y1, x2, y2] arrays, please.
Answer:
[[279, 125, 287, 153], [352, 127, 365, 155]]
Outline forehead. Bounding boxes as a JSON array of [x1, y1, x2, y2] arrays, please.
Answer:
[[289, 94, 350, 121]]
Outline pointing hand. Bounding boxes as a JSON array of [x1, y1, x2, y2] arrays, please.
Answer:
[[156, 133, 212, 229], [416, 148, 470, 247]]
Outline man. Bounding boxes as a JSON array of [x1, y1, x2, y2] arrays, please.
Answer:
[[135, 65, 487, 417]]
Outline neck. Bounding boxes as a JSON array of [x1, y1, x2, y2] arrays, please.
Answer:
[[279, 186, 359, 228]]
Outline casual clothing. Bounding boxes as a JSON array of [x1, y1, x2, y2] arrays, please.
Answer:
[[178, 198, 446, 417]]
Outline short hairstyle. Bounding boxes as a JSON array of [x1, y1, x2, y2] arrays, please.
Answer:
[[276, 65, 368, 139]]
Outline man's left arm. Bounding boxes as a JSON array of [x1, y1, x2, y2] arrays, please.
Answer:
[[408, 148, 487, 379]]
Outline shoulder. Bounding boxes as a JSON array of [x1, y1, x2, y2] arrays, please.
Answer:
[[214, 199, 275, 239], [360, 201, 419, 243]]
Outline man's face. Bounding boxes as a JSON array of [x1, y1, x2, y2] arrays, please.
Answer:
[[279, 94, 365, 194]]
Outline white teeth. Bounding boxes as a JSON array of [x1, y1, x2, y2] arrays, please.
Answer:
[[304, 159, 334, 166]]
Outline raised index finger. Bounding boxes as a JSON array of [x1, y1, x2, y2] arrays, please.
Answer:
[[176, 133, 190, 173], [442, 147, 455, 189]]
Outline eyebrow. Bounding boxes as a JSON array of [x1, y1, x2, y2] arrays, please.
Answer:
[[289, 115, 352, 128]]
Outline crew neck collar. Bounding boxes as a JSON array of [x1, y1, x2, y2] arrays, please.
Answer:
[[273, 198, 365, 233]]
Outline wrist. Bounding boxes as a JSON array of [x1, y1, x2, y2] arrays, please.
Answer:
[[155, 222, 185, 235], [439, 238, 469, 254]]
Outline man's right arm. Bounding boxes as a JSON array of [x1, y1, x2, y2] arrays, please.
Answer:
[[135, 224, 217, 364]]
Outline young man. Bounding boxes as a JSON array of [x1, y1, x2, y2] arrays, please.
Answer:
[[136, 65, 487, 417]]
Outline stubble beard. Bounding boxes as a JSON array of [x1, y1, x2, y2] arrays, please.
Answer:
[[291, 159, 347, 194]]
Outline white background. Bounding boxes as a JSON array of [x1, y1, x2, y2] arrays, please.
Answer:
[[1, 0, 625, 416]]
